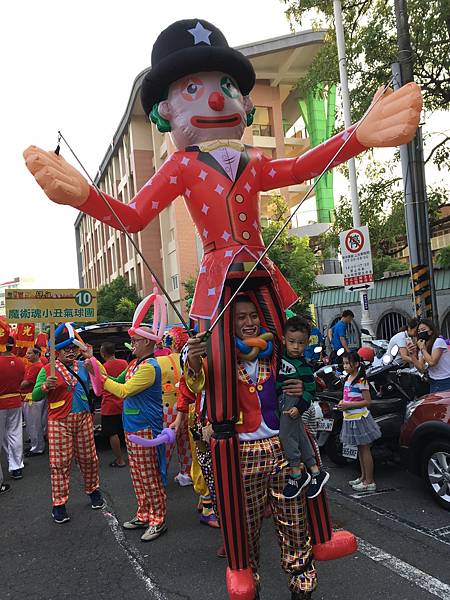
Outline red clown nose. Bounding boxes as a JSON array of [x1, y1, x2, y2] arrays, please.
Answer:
[[208, 91, 225, 111]]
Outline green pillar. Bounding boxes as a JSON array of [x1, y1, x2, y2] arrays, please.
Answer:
[[299, 85, 336, 223]]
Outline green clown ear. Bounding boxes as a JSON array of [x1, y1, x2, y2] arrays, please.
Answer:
[[150, 103, 172, 133], [246, 106, 256, 127]]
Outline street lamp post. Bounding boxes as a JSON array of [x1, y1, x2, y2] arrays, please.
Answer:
[[333, 0, 375, 339]]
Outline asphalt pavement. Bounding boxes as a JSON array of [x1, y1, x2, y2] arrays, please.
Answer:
[[1, 437, 449, 600]]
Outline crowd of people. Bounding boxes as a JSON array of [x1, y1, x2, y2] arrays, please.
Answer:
[[0, 301, 328, 599], [1, 304, 450, 599]]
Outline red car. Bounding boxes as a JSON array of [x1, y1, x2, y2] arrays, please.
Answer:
[[400, 390, 450, 511]]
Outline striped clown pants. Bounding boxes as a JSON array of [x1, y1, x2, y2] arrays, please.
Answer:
[[197, 274, 288, 577]]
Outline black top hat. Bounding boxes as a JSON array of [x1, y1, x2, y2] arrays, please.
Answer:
[[141, 19, 255, 116]]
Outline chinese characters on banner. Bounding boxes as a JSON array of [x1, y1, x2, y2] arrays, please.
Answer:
[[339, 226, 374, 293], [5, 289, 97, 323]]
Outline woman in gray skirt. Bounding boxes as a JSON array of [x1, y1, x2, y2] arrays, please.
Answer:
[[338, 351, 381, 492]]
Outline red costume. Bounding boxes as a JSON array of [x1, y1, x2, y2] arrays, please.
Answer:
[[80, 131, 364, 320]]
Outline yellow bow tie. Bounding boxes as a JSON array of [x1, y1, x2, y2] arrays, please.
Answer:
[[198, 139, 245, 153]]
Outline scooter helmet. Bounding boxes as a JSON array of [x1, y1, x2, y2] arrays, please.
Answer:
[[357, 346, 375, 363]]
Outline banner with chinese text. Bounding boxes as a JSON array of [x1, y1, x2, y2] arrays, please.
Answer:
[[5, 289, 97, 323]]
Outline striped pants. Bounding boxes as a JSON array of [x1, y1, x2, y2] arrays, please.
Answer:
[[125, 428, 166, 525], [48, 411, 99, 506]]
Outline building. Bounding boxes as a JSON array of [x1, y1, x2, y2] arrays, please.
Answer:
[[74, 30, 326, 322], [0, 277, 36, 317], [312, 268, 450, 343]]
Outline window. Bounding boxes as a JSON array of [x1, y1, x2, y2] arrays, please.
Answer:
[[252, 106, 272, 137], [376, 312, 408, 341], [171, 274, 179, 291]]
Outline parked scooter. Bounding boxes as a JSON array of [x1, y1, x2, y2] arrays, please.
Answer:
[[316, 345, 429, 465]]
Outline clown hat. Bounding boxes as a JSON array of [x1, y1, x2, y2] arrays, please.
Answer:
[[141, 19, 255, 115]]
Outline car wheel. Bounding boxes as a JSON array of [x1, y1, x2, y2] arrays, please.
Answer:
[[421, 439, 450, 511]]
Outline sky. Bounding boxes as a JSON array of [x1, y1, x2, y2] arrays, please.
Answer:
[[1, 0, 296, 288], [2, 1, 447, 289]]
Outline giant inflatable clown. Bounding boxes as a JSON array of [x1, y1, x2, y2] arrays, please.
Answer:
[[24, 18, 422, 600]]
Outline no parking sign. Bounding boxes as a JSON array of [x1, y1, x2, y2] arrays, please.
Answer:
[[339, 225, 374, 292]]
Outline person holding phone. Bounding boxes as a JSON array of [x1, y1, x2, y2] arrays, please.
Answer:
[[408, 319, 450, 393]]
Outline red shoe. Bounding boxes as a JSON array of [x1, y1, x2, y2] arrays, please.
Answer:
[[216, 544, 226, 558], [226, 567, 255, 600]]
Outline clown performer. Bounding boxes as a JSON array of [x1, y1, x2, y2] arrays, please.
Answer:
[[86, 292, 168, 543], [157, 325, 193, 487], [32, 324, 104, 524], [24, 18, 422, 599]]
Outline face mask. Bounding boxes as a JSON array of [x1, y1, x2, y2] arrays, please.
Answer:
[[417, 331, 431, 341]]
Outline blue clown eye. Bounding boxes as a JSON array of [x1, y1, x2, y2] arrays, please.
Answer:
[[220, 76, 239, 99], [187, 83, 198, 95]]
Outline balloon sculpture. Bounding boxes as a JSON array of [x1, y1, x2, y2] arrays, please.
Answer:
[[128, 427, 176, 447], [88, 281, 167, 397], [24, 18, 422, 600], [128, 282, 167, 342], [52, 322, 87, 351]]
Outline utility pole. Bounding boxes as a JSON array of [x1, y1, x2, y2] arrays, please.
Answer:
[[393, 0, 438, 321], [333, 0, 375, 338]]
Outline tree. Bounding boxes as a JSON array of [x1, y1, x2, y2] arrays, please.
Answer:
[[283, 1, 450, 115], [437, 245, 450, 268], [283, 0, 450, 255], [262, 195, 319, 312], [97, 276, 141, 323], [372, 255, 408, 279], [315, 156, 444, 273], [182, 274, 197, 313]]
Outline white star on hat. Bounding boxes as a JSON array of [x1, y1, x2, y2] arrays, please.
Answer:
[[188, 22, 212, 45]]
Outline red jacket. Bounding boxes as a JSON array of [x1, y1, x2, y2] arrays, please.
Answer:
[[0, 355, 25, 409], [179, 357, 279, 434], [80, 130, 365, 319]]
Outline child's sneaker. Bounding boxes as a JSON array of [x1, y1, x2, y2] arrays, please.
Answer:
[[348, 476, 362, 486], [282, 472, 311, 499], [306, 470, 330, 499], [352, 481, 376, 492]]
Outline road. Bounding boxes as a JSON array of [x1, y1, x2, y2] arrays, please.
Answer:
[[1, 438, 449, 600]]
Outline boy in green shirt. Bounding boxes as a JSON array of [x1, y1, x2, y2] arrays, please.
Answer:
[[277, 317, 329, 499]]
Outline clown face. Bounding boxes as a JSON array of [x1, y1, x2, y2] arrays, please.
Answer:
[[158, 71, 254, 149]]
